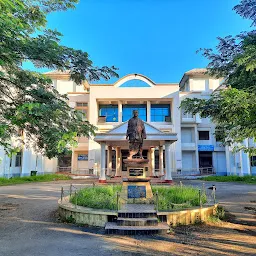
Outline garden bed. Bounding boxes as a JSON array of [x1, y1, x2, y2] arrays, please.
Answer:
[[70, 185, 207, 211]]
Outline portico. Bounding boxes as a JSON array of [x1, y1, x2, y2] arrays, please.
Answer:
[[94, 122, 178, 183]]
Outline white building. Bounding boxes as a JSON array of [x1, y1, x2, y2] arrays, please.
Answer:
[[0, 69, 255, 180]]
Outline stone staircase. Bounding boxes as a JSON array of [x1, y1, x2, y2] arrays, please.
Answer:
[[105, 204, 169, 235]]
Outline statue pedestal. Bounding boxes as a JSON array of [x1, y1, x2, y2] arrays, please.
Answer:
[[120, 158, 153, 204], [123, 159, 149, 179]]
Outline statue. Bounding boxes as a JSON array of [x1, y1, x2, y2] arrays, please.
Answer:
[[126, 110, 146, 159]]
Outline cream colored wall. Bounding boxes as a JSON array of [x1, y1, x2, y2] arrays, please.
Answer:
[[52, 79, 85, 95], [89, 84, 181, 173]]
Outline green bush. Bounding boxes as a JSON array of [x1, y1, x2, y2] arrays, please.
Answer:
[[200, 175, 256, 184], [70, 185, 122, 210], [152, 186, 207, 211], [71, 185, 206, 211], [0, 174, 71, 185]]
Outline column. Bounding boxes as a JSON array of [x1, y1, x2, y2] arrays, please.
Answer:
[[164, 141, 173, 183], [107, 146, 112, 176], [118, 101, 122, 123], [21, 148, 31, 177], [147, 150, 152, 176], [159, 146, 164, 177], [71, 150, 78, 173], [99, 142, 106, 183], [240, 140, 250, 175], [194, 126, 199, 173], [115, 146, 121, 177], [225, 146, 231, 175], [150, 147, 156, 177], [147, 101, 151, 123]]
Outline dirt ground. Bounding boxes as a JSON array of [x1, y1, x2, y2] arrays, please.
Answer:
[[0, 179, 255, 256]]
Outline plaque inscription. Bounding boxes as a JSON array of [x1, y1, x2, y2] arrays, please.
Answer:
[[128, 185, 146, 198], [129, 168, 144, 177]]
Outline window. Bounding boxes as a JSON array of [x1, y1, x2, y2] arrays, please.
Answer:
[[15, 152, 22, 167], [119, 79, 151, 88], [251, 156, 256, 167], [199, 131, 210, 140], [99, 104, 118, 122], [77, 109, 87, 121], [122, 104, 147, 122], [76, 102, 88, 107], [151, 104, 171, 122]]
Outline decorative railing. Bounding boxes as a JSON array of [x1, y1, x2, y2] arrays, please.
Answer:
[[199, 167, 215, 175], [72, 168, 95, 175], [57, 166, 71, 172]]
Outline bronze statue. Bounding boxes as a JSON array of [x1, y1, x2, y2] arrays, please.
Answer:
[[126, 110, 146, 159]]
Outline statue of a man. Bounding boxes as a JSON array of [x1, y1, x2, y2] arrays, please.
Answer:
[[126, 110, 146, 159]]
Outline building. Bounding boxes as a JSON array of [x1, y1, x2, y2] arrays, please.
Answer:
[[0, 69, 255, 179]]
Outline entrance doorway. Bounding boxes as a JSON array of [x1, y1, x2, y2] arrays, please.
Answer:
[[199, 151, 213, 174], [58, 155, 71, 172]]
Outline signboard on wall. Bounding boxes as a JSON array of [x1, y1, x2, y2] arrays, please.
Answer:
[[78, 154, 88, 161], [198, 145, 214, 152]]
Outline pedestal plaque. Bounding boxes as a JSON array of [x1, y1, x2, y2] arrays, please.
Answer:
[[128, 185, 146, 198], [128, 168, 145, 177]]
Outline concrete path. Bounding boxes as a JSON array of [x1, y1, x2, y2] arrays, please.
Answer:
[[180, 179, 256, 226], [0, 180, 255, 256]]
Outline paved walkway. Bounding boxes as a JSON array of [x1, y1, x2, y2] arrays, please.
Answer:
[[0, 180, 255, 256]]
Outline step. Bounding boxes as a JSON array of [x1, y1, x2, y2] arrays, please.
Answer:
[[118, 212, 156, 218], [105, 222, 169, 235], [120, 204, 155, 212], [117, 217, 158, 226]]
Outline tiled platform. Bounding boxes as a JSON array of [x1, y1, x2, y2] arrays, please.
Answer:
[[120, 203, 155, 213]]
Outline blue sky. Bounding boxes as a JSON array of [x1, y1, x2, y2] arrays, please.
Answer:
[[26, 0, 251, 83]]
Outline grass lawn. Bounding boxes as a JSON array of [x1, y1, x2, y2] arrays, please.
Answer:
[[0, 174, 71, 186], [200, 175, 256, 184], [70, 185, 207, 211]]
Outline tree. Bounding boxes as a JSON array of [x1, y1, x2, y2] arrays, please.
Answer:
[[0, 0, 119, 158], [181, 0, 256, 154]]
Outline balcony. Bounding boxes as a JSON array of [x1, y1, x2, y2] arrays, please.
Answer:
[[181, 142, 196, 150], [181, 116, 196, 124]]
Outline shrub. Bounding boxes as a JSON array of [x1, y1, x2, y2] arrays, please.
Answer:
[[200, 175, 256, 184], [71, 185, 206, 211], [152, 186, 207, 211], [0, 174, 71, 185], [70, 185, 122, 210]]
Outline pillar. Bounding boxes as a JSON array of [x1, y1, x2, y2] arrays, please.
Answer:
[[21, 148, 31, 177], [147, 150, 152, 176], [164, 141, 173, 183], [225, 146, 231, 175], [107, 146, 112, 176], [71, 150, 78, 173], [99, 142, 106, 183], [115, 146, 121, 177], [150, 147, 156, 177], [147, 101, 151, 122], [194, 126, 199, 173], [240, 140, 250, 176], [118, 101, 122, 123], [159, 146, 164, 176]]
